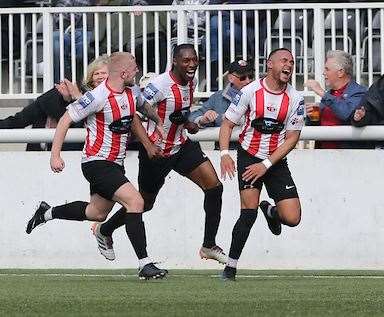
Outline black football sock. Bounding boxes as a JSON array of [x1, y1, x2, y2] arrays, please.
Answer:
[[51, 201, 88, 221], [100, 207, 127, 236], [202, 184, 223, 248], [228, 209, 258, 260], [125, 213, 148, 259], [267, 205, 279, 220]]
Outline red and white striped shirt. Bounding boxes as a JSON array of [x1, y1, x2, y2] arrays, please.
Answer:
[[67, 80, 137, 166], [142, 71, 196, 156], [225, 79, 305, 159]]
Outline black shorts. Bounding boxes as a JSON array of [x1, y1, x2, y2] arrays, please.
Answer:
[[81, 160, 129, 200], [237, 147, 299, 202], [138, 139, 209, 194]]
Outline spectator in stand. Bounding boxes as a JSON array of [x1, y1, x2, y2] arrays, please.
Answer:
[[352, 74, 384, 149], [52, 0, 97, 83], [94, 0, 168, 73], [304, 50, 367, 149], [189, 59, 254, 149], [207, 0, 273, 90], [0, 54, 110, 151]]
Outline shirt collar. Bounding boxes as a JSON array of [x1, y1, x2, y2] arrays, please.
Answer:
[[331, 82, 349, 95]]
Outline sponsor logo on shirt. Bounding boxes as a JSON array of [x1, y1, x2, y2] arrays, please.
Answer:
[[290, 117, 299, 126], [78, 92, 95, 109], [297, 99, 304, 115], [267, 104, 277, 112], [143, 83, 159, 100]]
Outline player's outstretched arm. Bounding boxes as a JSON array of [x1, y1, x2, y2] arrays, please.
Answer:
[[219, 118, 236, 180], [50, 111, 73, 173]]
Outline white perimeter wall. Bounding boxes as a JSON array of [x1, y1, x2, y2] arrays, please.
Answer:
[[0, 150, 383, 270]]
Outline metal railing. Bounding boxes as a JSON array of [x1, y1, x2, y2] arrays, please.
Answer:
[[0, 2, 384, 100], [0, 126, 383, 143]]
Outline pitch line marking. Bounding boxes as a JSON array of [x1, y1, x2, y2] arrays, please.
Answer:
[[0, 273, 383, 279]]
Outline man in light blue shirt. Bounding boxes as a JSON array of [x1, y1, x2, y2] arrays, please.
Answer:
[[190, 59, 254, 128], [189, 59, 254, 149]]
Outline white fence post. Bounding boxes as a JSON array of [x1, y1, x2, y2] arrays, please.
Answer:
[[177, 8, 188, 45], [42, 11, 54, 92], [313, 8, 325, 89]]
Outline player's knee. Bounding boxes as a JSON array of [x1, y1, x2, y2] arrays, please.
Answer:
[[130, 195, 145, 212], [94, 213, 108, 222], [284, 212, 301, 227], [205, 183, 223, 198]]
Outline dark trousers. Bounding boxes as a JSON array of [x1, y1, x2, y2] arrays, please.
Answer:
[[0, 88, 67, 129], [0, 88, 84, 151]]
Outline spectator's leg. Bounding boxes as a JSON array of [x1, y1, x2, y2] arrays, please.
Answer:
[[34, 88, 67, 122], [63, 33, 73, 80], [0, 100, 45, 129], [209, 15, 219, 90], [53, 32, 76, 82], [52, 31, 61, 83], [74, 30, 92, 80]]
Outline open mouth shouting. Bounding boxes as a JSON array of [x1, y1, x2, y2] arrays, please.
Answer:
[[281, 68, 292, 81], [185, 69, 196, 81]]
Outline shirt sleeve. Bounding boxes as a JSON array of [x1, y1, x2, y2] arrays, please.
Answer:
[[131, 85, 144, 109], [286, 95, 305, 131], [67, 90, 103, 123], [189, 93, 217, 127], [141, 81, 165, 107], [224, 86, 252, 125]]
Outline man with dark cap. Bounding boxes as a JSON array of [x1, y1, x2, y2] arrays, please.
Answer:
[[190, 59, 254, 128], [189, 59, 254, 149]]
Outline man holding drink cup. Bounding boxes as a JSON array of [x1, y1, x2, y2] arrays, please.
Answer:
[[306, 103, 320, 124], [304, 50, 367, 148]]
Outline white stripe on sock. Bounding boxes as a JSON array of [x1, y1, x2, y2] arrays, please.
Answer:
[[44, 208, 53, 221], [138, 257, 152, 268], [227, 257, 238, 268]]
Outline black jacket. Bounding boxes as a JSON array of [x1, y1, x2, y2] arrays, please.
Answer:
[[352, 75, 384, 127], [351, 75, 384, 148]]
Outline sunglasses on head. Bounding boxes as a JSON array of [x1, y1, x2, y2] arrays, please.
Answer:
[[232, 73, 254, 81]]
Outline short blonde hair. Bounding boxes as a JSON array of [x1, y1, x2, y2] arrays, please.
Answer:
[[83, 54, 111, 89], [109, 52, 135, 74]]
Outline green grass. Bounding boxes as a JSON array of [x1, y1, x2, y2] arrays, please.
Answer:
[[1, 270, 384, 316]]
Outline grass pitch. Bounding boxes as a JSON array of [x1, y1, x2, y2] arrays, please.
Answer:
[[1, 269, 384, 316]]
